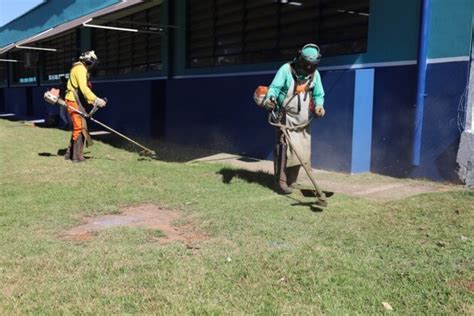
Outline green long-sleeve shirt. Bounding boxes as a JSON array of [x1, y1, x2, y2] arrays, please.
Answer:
[[266, 63, 325, 108]]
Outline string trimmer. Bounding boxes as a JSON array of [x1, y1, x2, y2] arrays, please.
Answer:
[[44, 89, 156, 158], [268, 98, 328, 207]]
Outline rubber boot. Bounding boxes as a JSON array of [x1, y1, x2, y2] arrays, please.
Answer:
[[286, 165, 301, 188], [72, 134, 85, 163], [64, 138, 73, 160], [273, 144, 292, 194]]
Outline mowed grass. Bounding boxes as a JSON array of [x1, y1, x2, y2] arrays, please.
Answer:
[[0, 119, 473, 314]]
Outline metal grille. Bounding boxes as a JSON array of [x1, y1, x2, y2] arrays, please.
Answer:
[[0, 64, 7, 87], [11, 51, 38, 84], [93, 5, 162, 77], [40, 30, 78, 81], [187, 0, 370, 68]]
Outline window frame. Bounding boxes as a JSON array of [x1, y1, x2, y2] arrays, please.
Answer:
[[9, 50, 39, 87], [39, 29, 79, 84], [91, 3, 165, 80], [0, 61, 9, 88], [186, 0, 370, 69]]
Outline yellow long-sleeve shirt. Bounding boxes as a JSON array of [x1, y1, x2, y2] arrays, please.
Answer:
[[65, 62, 97, 104]]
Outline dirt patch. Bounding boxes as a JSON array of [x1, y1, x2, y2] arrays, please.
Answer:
[[63, 204, 205, 246], [468, 280, 474, 293], [448, 279, 474, 294]]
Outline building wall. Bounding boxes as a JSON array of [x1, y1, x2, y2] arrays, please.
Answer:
[[164, 70, 356, 173], [0, 88, 4, 112], [171, 0, 423, 75], [429, 0, 474, 59], [1, 0, 473, 181]]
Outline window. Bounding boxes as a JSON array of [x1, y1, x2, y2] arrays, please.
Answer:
[[11, 51, 38, 84], [93, 4, 163, 77], [0, 63, 7, 87], [40, 30, 78, 81], [187, 0, 370, 68]]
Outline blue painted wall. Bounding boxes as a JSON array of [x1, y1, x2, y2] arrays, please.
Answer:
[[4, 87, 28, 116], [0, 0, 120, 48], [371, 61, 469, 181], [311, 71, 355, 172], [2, 80, 166, 138], [163, 70, 357, 172], [414, 61, 470, 181], [371, 65, 418, 177], [2, 86, 57, 118], [0, 88, 4, 112], [352, 69, 374, 173], [164, 75, 275, 158], [85, 80, 166, 138]]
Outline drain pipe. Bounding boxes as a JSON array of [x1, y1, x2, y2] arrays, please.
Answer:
[[412, 0, 431, 166]]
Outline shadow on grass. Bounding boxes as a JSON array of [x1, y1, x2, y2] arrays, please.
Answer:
[[218, 168, 275, 190], [217, 168, 324, 212], [0, 117, 220, 163], [37, 150, 115, 161], [89, 134, 223, 163]]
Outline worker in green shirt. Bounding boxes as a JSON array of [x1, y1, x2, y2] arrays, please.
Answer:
[[263, 44, 326, 194]]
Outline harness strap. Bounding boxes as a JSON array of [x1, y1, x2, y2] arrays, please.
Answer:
[[288, 62, 315, 114]]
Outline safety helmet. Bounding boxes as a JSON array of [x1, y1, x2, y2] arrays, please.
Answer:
[[295, 43, 321, 75], [253, 86, 269, 107], [79, 50, 98, 67]]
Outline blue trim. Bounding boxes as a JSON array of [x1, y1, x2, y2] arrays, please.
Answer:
[[351, 69, 374, 173], [412, 0, 431, 166]]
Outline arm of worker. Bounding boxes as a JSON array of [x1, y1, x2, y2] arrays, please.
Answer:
[[264, 64, 289, 110], [312, 70, 325, 117], [75, 65, 97, 104]]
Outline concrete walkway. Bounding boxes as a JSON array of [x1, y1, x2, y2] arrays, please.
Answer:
[[190, 153, 462, 202]]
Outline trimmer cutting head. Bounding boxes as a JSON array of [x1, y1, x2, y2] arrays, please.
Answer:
[[300, 189, 334, 208], [314, 198, 328, 207], [139, 149, 157, 159]]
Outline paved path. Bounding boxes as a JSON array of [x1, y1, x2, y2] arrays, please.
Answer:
[[190, 153, 461, 201]]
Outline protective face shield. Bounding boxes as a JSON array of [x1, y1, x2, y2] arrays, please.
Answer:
[[295, 44, 321, 76], [79, 50, 99, 68]]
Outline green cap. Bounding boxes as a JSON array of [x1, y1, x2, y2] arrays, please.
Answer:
[[301, 44, 320, 64]]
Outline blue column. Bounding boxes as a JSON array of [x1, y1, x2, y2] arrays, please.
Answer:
[[351, 68, 374, 173], [412, 0, 431, 166]]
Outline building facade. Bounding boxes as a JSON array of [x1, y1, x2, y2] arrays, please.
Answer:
[[0, 0, 473, 181]]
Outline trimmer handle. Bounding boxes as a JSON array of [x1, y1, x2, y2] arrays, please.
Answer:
[[88, 97, 108, 117], [268, 96, 281, 123]]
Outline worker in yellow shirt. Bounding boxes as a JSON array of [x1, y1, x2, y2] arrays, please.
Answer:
[[64, 51, 107, 162]]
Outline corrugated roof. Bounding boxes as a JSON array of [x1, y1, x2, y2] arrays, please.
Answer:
[[21, 0, 145, 45], [0, 0, 146, 55]]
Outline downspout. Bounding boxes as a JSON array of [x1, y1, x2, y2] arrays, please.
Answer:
[[466, 15, 474, 132], [412, 0, 431, 166]]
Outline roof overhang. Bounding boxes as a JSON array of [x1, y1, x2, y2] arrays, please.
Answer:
[[0, 0, 147, 56]]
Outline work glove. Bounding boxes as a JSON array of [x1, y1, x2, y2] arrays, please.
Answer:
[[263, 97, 277, 111], [314, 106, 325, 118], [93, 97, 107, 108]]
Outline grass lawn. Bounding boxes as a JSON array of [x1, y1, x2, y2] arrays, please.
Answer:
[[0, 119, 473, 314]]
